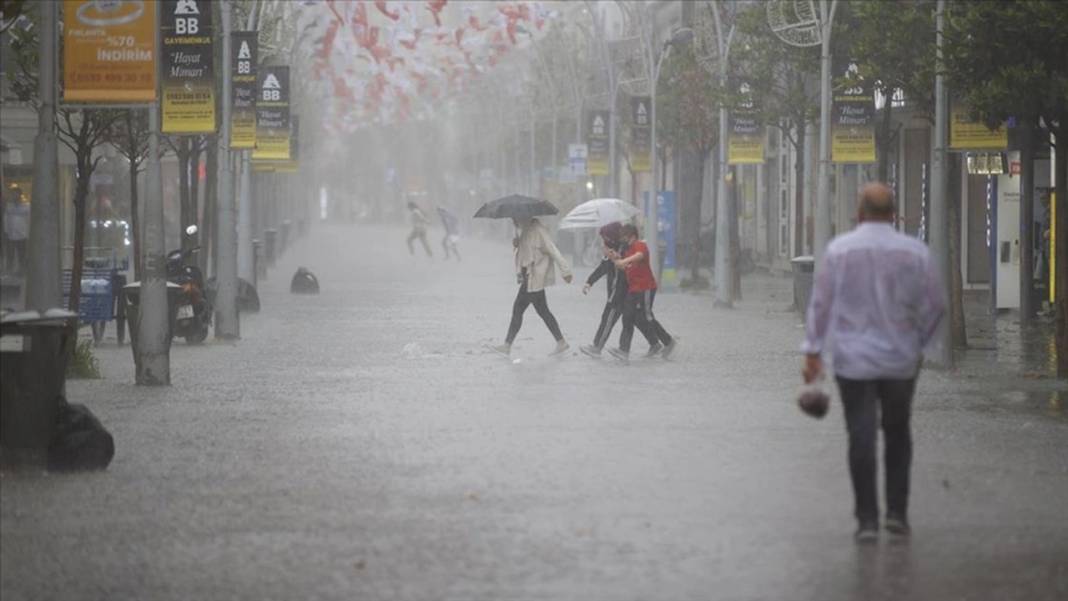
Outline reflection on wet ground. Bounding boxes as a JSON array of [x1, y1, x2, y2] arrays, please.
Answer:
[[940, 291, 1067, 420]]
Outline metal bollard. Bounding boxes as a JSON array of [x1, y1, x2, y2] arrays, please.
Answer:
[[280, 220, 292, 256], [253, 239, 266, 283], [264, 229, 277, 268]]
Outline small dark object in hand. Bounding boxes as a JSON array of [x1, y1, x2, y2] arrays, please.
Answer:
[[798, 387, 830, 419], [290, 267, 319, 294]]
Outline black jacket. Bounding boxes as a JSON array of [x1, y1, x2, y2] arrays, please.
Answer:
[[586, 242, 628, 306]]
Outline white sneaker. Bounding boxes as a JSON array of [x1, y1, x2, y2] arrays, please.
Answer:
[[549, 340, 570, 356], [490, 343, 512, 356]]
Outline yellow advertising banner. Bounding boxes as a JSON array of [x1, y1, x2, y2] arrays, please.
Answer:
[[251, 67, 291, 161], [728, 135, 764, 164], [63, 0, 158, 102], [949, 104, 1007, 150], [586, 110, 609, 176], [629, 97, 651, 173], [728, 86, 764, 165], [161, 0, 216, 133], [231, 31, 258, 149], [831, 76, 876, 163]]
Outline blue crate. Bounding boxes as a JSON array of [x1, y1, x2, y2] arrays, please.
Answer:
[[62, 269, 117, 323]]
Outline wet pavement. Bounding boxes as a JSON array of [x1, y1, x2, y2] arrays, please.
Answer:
[[2, 223, 1066, 600]]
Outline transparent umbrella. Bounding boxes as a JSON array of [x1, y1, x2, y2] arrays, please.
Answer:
[[558, 198, 640, 230]]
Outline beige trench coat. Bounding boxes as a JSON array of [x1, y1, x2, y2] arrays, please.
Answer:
[[514, 220, 572, 293]]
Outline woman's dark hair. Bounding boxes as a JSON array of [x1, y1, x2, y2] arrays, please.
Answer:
[[620, 224, 639, 238]]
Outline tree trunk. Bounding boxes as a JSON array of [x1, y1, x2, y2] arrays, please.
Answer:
[[178, 138, 191, 251], [793, 124, 806, 257], [678, 147, 704, 284], [1054, 123, 1068, 378], [187, 138, 202, 253], [129, 157, 141, 281], [1019, 122, 1035, 323], [877, 100, 895, 183], [689, 151, 708, 283], [203, 136, 218, 277], [67, 155, 92, 318], [948, 153, 967, 348], [730, 173, 741, 301]]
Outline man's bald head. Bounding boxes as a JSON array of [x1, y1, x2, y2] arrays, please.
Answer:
[[858, 183, 896, 222]]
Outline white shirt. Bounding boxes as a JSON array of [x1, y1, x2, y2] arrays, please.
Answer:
[[4, 201, 30, 241], [802, 222, 945, 380]]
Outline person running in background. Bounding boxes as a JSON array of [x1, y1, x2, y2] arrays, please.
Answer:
[[406, 201, 432, 257], [581, 222, 660, 358], [606, 224, 677, 363], [438, 206, 461, 261], [492, 217, 572, 357]]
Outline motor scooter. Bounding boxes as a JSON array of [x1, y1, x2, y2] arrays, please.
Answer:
[[167, 225, 212, 344]]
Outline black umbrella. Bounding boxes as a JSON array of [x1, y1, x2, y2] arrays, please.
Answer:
[[473, 194, 558, 220]]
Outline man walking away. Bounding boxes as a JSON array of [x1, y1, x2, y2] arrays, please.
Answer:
[[406, 201, 432, 257], [606, 224, 677, 363], [801, 182, 945, 543], [581, 222, 659, 358], [493, 217, 572, 356], [438, 206, 461, 261]]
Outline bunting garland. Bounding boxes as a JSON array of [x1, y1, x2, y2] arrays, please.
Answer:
[[296, 0, 557, 135]]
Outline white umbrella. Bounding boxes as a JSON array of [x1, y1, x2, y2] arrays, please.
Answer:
[[558, 198, 640, 230]]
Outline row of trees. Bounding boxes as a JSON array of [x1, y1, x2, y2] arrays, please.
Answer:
[[3, 0, 294, 324], [518, 0, 1066, 374]]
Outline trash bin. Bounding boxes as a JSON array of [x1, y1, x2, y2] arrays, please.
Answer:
[[1, 309, 78, 468], [280, 220, 292, 255], [791, 255, 815, 315]]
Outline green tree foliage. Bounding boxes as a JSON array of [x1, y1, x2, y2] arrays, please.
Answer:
[[657, 44, 722, 158], [844, 0, 936, 180], [731, 4, 820, 256], [943, 0, 1068, 376], [6, 5, 121, 316], [656, 43, 722, 285]]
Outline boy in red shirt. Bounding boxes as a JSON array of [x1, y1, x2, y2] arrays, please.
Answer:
[[607, 224, 677, 362]]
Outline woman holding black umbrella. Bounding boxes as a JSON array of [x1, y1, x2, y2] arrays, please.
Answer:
[[491, 216, 573, 357]]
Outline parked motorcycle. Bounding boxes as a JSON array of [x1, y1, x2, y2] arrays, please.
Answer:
[[167, 225, 212, 344]]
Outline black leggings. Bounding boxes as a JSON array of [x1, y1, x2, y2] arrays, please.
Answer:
[[594, 300, 657, 349], [619, 290, 672, 352], [506, 280, 563, 343]]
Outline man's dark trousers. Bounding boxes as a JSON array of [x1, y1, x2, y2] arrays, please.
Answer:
[[835, 377, 916, 524]]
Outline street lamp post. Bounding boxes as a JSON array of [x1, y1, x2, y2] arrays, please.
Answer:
[[215, 0, 239, 339], [813, 0, 839, 264], [26, 0, 60, 312], [709, 5, 736, 307], [237, 1, 260, 285]]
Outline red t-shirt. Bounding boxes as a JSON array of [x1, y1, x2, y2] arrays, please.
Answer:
[[623, 240, 657, 292]]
